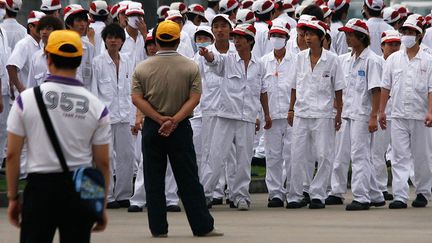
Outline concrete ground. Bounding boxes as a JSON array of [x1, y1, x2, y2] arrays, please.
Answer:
[[1, 191, 432, 243]]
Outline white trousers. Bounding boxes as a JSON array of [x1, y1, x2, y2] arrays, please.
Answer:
[[288, 117, 334, 203], [254, 112, 266, 158], [107, 123, 135, 202], [391, 118, 432, 203], [130, 132, 179, 207], [371, 121, 391, 192], [202, 117, 255, 204], [264, 119, 292, 200]]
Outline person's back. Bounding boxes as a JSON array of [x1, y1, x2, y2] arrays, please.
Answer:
[[0, 1, 26, 51]]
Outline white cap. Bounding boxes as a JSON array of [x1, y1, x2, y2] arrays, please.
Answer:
[[231, 23, 256, 38], [382, 7, 400, 24], [27, 10, 45, 24], [125, 2, 144, 16], [236, 8, 255, 24], [297, 14, 317, 28], [63, 4, 88, 21], [301, 20, 329, 36], [392, 4, 408, 18], [282, 0, 299, 13], [364, 0, 384, 11], [253, 0, 274, 15], [170, 2, 187, 15], [327, 0, 349, 12], [381, 30, 401, 43], [240, 0, 254, 10], [166, 10, 183, 21], [320, 5, 332, 18], [40, 0, 61, 11], [338, 18, 369, 36], [219, 0, 239, 14], [89, 1, 109, 16], [269, 19, 291, 35], [5, 0, 21, 13], [194, 25, 215, 40], [157, 5, 170, 20], [401, 14, 424, 34], [211, 13, 234, 28], [188, 4, 208, 22], [294, 5, 306, 19]]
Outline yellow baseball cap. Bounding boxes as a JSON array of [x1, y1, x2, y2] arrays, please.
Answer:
[[156, 20, 180, 42], [45, 30, 83, 58]]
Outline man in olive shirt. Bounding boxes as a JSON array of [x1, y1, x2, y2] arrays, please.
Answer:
[[131, 20, 223, 238]]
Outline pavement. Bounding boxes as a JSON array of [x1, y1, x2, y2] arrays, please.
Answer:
[[1, 191, 432, 243]]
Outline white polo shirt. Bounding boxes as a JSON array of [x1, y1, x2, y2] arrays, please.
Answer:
[[382, 48, 432, 120], [93, 52, 134, 124], [7, 75, 111, 173], [290, 49, 346, 118], [27, 50, 49, 88], [0, 18, 26, 51], [76, 37, 95, 93], [330, 21, 349, 55], [89, 21, 106, 56], [121, 29, 146, 67], [178, 30, 195, 58], [339, 47, 382, 121], [253, 21, 272, 59], [261, 49, 296, 120], [366, 17, 393, 56], [7, 35, 41, 88], [207, 52, 267, 123]]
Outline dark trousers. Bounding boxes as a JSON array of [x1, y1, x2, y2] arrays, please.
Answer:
[[20, 173, 94, 243], [142, 118, 214, 236]]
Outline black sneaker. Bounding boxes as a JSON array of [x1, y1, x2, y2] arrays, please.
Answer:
[[346, 201, 370, 211], [370, 201, 386, 207], [229, 201, 237, 208], [226, 198, 232, 205], [128, 205, 143, 212], [309, 199, 325, 209], [167, 205, 181, 212], [412, 194, 428, 208], [383, 191, 394, 201], [389, 200, 407, 209], [212, 198, 223, 205], [303, 192, 311, 204], [325, 195, 344, 205], [107, 201, 121, 209], [286, 200, 307, 209], [267, 198, 284, 208], [117, 200, 130, 208]]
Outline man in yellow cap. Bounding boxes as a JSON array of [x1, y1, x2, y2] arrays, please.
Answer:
[[132, 20, 223, 238], [6, 30, 110, 242]]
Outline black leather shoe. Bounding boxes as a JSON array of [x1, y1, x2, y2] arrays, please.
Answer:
[[309, 199, 325, 209], [325, 195, 344, 205], [303, 192, 310, 204], [167, 205, 181, 212], [226, 199, 232, 205], [229, 201, 237, 208], [389, 200, 407, 209], [117, 200, 130, 208], [370, 201, 386, 207], [412, 194, 428, 208], [267, 198, 284, 208], [383, 191, 394, 201], [128, 205, 143, 212], [286, 200, 307, 209], [107, 201, 120, 209], [212, 198, 223, 205], [346, 201, 370, 211]]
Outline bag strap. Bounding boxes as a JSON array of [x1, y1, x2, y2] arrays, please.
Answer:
[[33, 86, 70, 174]]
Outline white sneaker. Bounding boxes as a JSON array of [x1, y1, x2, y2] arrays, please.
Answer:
[[237, 199, 250, 211]]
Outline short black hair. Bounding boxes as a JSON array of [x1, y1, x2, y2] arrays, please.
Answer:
[[156, 37, 180, 47], [48, 44, 82, 70], [27, 23, 36, 35], [6, 9, 17, 18], [208, 2, 218, 8], [223, 8, 238, 18], [194, 30, 214, 42], [186, 12, 198, 22], [255, 9, 275, 22], [102, 23, 126, 42], [354, 31, 370, 47], [65, 11, 88, 29], [91, 14, 108, 22], [231, 33, 255, 49], [41, 9, 57, 15], [302, 5, 324, 21], [302, 26, 325, 47], [331, 4, 349, 22], [37, 16, 64, 32]]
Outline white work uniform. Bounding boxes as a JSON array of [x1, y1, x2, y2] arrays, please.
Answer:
[[288, 49, 345, 203], [276, 13, 297, 33], [183, 20, 198, 52], [286, 38, 301, 55], [204, 8, 217, 26], [0, 18, 26, 51], [381, 48, 432, 203], [366, 18, 393, 56], [253, 22, 272, 58], [178, 30, 195, 58], [93, 52, 135, 202], [261, 49, 296, 200], [330, 21, 349, 55], [202, 52, 267, 205], [0, 28, 9, 163], [121, 29, 146, 67], [7, 35, 40, 88], [89, 21, 106, 56], [329, 47, 384, 203], [27, 50, 49, 88], [423, 27, 432, 48], [76, 38, 95, 93]]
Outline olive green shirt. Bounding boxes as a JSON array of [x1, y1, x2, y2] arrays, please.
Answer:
[[132, 50, 202, 117]]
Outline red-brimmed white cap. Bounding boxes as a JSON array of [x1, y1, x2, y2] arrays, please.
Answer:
[[327, 0, 350, 11], [393, 4, 408, 18], [5, 0, 21, 13], [157, 5, 170, 20], [166, 10, 183, 21], [297, 14, 317, 28], [235, 8, 255, 24], [188, 4, 208, 22], [424, 14, 432, 26], [320, 5, 332, 18], [90, 1, 109, 16], [125, 2, 144, 16], [282, 0, 299, 13], [219, 0, 239, 14], [170, 2, 187, 15], [145, 31, 154, 42], [381, 30, 401, 43], [110, 3, 119, 18], [269, 19, 291, 35], [312, 0, 325, 6], [240, 0, 254, 10], [364, 0, 384, 11], [295, 5, 306, 19], [338, 18, 369, 36], [40, 0, 61, 11], [302, 20, 329, 36], [195, 25, 215, 40], [231, 23, 256, 38], [211, 13, 235, 28], [382, 7, 400, 24], [401, 14, 424, 34], [118, 1, 132, 15], [252, 0, 275, 15], [63, 4, 88, 21], [27, 10, 45, 24]]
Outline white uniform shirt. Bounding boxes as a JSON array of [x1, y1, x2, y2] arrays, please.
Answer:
[[290, 49, 346, 118], [207, 52, 268, 123], [93, 52, 134, 124], [339, 47, 382, 121], [276, 13, 297, 32], [286, 38, 301, 55], [89, 21, 106, 56], [330, 21, 349, 55], [366, 17, 393, 56], [423, 27, 432, 48], [253, 21, 272, 59], [7, 76, 111, 173], [0, 27, 9, 95], [261, 49, 296, 120], [121, 29, 146, 67], [204, 8, 217, 26], [382, 48, 432, 120], [76, 37, 95, 93], [178, 30, 195, 58], [0, 18, 26, 51], [27, 50, 49, 88], [7, 35, 40, 88]]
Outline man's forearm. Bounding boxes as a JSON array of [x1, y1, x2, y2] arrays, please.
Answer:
[[335, 90, 343, 114], [132, 94, 165, 124], [6, 65, 25, 92], [289, 89, 296, 111], [370, 87, 381, 117], [429, 93, 432, 114], [172, 92, 200, 124], [6, 133, 24, 200], [260, 92, 270, 116], [379, 88, 390, 114]]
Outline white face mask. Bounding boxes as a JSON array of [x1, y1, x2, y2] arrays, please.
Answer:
[[0, 9, 5, 20], [128, 16, 140, 29], [401, 35, 417, 49], [196, 42, 212, 49], [269, 37, 286, 50]]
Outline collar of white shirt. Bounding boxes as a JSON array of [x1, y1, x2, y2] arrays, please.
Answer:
[[401, 46, 424, 60], [235, 52, 258, 64], [45, 75, 84, 86], [306, 48, 329, 62]]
